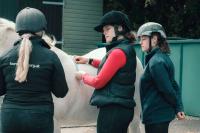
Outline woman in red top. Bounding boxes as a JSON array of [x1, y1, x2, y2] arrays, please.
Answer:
[[75, 11, 136, 133]]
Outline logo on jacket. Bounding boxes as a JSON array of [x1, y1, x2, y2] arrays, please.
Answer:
[[10, 62, 40, 68]]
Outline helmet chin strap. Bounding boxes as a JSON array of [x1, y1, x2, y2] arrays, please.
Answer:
[[111, 25, 119, 42], [148, 36, 152, 53], [111, 25, 126, 42]]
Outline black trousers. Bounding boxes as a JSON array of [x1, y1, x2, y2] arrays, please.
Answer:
[[145, 121, 170, 133], [1, 108, 53, 133], [97, 104, 134, 133]]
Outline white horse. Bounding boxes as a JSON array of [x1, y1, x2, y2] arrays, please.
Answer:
[[0, 18, 145, 133]]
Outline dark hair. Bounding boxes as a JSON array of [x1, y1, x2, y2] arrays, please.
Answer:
[[124, 31, 136, 44], [151, 32, 170, 53]]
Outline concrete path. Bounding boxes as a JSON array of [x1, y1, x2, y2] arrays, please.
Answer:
[[61, 116, 200, 133]]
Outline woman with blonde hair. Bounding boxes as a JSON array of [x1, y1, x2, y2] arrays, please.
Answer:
[[0, 7, 68, 133]]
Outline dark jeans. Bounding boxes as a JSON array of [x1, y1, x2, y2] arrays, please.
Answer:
[[97, 104, 134, 133], [145, 121, 170, 133], [1, 108, 53, 133]]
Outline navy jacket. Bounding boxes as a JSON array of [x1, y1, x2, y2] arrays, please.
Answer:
[[140, 48, 183, 124]]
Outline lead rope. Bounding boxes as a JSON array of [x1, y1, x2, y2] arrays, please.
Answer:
[[72, 56, 79, 71]]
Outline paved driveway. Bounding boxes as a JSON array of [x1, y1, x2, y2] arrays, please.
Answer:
[[61, 117, 200, 133]]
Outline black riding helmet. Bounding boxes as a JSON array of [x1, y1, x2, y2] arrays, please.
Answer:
[[15, 7, 47, 34], [94, 10, 132, 34]]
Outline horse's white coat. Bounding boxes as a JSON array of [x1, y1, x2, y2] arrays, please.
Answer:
[[0, 18, 145, 133]]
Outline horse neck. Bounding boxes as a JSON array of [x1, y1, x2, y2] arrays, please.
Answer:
[[50, 46, 78, 82]]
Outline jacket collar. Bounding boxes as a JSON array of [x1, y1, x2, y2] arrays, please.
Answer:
[[145, 47, 160, 65], [105, 39, 129, 52]]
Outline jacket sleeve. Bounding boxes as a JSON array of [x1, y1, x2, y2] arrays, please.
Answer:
[[51, 55, 68, 98], [0, 67, 6, 96], [91, 59, 101, 68], [172, 79, 184, 113], [150, 62, 177, 107], [82, 49, 126, 89]]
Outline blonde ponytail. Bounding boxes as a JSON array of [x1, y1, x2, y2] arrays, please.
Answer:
[[15, 34, 32, 83]]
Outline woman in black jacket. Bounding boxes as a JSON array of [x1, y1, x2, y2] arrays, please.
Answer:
[[75, 11, 136, 133], [137, 22, 185, 133], [0, 7, 68, 133]]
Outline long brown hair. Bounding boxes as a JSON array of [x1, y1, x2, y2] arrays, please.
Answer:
[[152, 32, 170, 53]]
